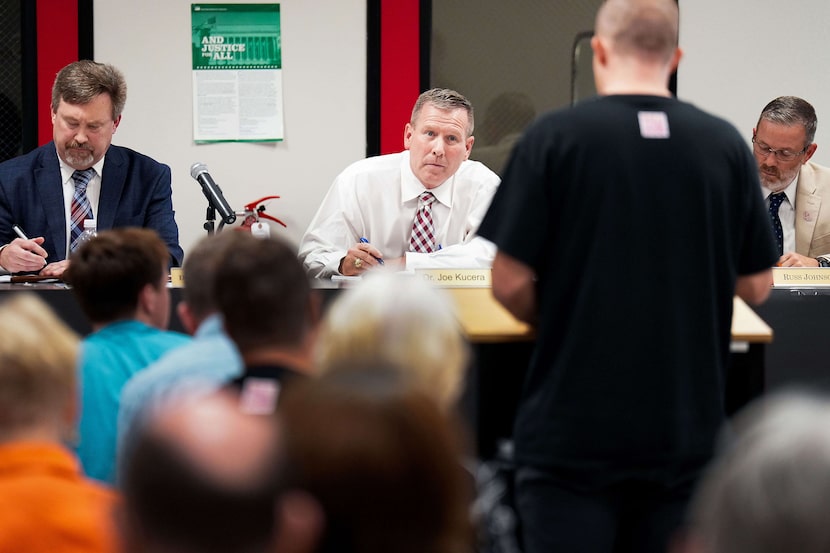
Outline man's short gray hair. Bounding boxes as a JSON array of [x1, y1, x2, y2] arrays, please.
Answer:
[[758, 96, 818, 146], [411, 88, 475, 137]]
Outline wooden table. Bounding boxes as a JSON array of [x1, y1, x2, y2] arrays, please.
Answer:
[[447, 286, 772, 346]]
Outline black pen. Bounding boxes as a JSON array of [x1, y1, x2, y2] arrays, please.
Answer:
[[359, 237, 384, 265], [12, 224, 29, 240]]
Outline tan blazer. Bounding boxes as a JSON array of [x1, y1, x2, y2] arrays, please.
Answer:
[[795, 161, 830, 256]]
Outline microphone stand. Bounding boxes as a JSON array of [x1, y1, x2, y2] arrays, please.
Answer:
[[204, 204, 216, 235]]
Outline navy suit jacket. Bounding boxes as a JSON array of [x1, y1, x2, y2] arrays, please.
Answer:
[[0, 142, 183, 266]]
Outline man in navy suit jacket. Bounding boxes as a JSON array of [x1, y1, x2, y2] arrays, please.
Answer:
[[0, 60, 182, 276]]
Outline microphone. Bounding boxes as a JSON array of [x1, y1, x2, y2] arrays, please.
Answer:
[[190, 162, 237, 225]]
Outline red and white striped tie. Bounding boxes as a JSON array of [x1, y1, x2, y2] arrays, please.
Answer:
[[409, 191, 436, 253]]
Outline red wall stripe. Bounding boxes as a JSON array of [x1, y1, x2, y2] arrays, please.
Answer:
[[379, 0, 420, 154], [36, 0, 80, 146]]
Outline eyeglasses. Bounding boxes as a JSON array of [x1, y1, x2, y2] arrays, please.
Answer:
[[752, 136, 808, 162]]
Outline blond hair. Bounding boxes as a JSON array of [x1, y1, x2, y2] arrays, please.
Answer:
[[0, 294, 79, 436], [316, 272, 469, 410]]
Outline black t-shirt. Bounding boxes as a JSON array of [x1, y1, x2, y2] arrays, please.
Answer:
[[479, 95, 777, 486]]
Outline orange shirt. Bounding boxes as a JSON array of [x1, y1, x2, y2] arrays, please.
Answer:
[[0, 442, 120, 553]]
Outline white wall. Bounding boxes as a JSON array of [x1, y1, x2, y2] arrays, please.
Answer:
[[93, 0, 366, 258], [679, 1, 830, 166], [94, 0, 830, 261]]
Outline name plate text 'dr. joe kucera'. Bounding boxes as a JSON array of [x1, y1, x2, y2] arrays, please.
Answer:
[[415, 269, 492, 288]]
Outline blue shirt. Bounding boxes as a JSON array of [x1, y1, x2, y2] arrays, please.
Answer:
[[116, 314, 242, 467], [76, 320, 191, 484]]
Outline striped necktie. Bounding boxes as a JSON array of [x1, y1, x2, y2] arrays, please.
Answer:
[[409, 191, 437, 253], [768, 192, 786, 257], [70, 168, 95, 252]]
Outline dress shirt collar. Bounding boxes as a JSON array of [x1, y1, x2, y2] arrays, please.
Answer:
[[762, 172, 798, 206], [399, 150, 454, 208]]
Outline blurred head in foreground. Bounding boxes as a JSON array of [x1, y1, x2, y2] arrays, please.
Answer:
[[678, 390, 830, 553], [279, 367, 474, 553], [316, 271, 470, 410]]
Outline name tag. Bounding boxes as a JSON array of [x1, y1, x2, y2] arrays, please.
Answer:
[[170, 267, 185, 288], [773, 267, 830, 287], [415, 269, 492, 288], [638, 111, 670, 139]]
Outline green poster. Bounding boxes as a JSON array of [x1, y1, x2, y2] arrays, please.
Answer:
[[192, 4, 281, 69], [191, 4, 284, 142]]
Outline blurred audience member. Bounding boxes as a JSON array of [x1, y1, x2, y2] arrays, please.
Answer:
[[120, 390, 321, 553], [316, 271, 470, 411], [676, 390, 830, 553], [279, 367, 475, 553], [117, 230, 245, 464], [215, 233, 320, 413], [0, 294, 118, 552], [66, 227, 190, 483]]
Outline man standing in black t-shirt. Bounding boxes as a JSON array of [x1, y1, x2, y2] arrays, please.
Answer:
[[477, 1, 776, 552]]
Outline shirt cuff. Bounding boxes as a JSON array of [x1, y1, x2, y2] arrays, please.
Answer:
[[0, 244, 10, 274]]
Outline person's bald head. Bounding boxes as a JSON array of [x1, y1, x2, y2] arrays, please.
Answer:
[[595, 0, 679, 64], [151, 392, 279, 488], [120, 392, 284, 553]]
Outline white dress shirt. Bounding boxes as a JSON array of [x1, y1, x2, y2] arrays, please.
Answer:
[[299, 151, 500, 278]]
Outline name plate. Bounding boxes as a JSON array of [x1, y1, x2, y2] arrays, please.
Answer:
[[170, 267, 185, 288], [773, 267, 830, 287], [415, 268, 492, 288]]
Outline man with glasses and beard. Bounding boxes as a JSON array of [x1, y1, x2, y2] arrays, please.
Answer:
[[753, 96, 830, 267]]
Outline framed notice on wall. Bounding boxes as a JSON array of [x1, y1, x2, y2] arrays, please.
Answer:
[[191, 4, 283, 143]]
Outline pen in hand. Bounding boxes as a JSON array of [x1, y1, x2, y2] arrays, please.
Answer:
[[10, 224, 47, 270], [12, 225, 29, 240], [359, 237, 384, 265]]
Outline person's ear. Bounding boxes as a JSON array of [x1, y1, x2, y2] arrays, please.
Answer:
[[669, 47, 683, 74], [138, 281, 166, 327], [465, 135, 474, 159], [591, 36, 607, 67], [177, 301, 199, 335], [403, 122, 414, 150], [137, 283, 156, 317], [272, 491, 324, 553], [803, 142, 818, 164]]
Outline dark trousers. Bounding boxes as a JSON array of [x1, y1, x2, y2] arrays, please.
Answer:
[[515, 466, 693, 553]]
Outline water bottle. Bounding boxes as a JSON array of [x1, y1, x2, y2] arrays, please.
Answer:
[[76, 219, 97, 247]]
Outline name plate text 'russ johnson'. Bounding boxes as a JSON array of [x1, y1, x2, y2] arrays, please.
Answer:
[[773, 267, 830, 287]]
